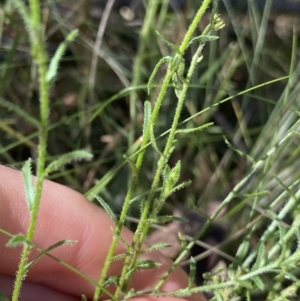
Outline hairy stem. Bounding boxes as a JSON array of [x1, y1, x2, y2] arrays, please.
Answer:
[[12, 1, 49, 300], [115, 0, 213, 296]]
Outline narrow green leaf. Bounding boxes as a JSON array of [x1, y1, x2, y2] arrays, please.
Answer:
[[252, 243, 265, 270], [295, 228, 300, 251], [246, 291, 251, 301], [140, 198, 146, 213], [0, 291, 10, 301], [135, 259, 161, 270], [147, 56, 171, 94], [129, 189, 161, 204], [124, 260, 162, 282], [162, 164, 171, 181], [110, 253, 128, 262], [188, 257, 196, 288], [162, 181, 192, 200], [150, 125, 163, 156], [22, 158, 35, 211], [237, 279, 253, 290], [103, 276, 119, 287], [214, 290, 223, 301], [155, 30, 179, 53], [148, 215, 187, 224], [25, 239, 75, 270], [46, 29, 79, 84], [178, 232, 187, 249], [167, 160, 181, 189], [189, 35, 219, 46], [6, 234, 30, 247], [235, 233, 250, 265], [252, 276, 264, 290], [93, 194, 118, 225], [227, 263, 235, 280], [168, 180, 192, 195], [143, 101, 152, 135], [45, 150, 93, 175], [141, 242, 171, 253], [175, 122, 213, 134]]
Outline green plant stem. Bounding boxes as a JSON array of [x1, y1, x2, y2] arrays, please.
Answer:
[[128, 0, 159, 147], [114, 1, 213, 297], [156, 120, 300, 293], [93, 61, 173, 301], [178, 0, 211, 54], [12, 1, 50, 300], [93, 2, 214, 298], [29, 0, 40, 26]]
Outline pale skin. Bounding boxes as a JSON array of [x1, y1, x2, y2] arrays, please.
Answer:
[[0, 165, 207, 301]]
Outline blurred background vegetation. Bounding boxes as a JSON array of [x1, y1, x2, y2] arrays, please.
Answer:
[[1, 0, 300, 297]]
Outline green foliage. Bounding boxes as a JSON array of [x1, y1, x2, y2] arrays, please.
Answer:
[[1, 0, 300, 300], [22, 158, 35, 211], [25, 239, 76, 271], [6, 234, 30, 247], [93, 194, 118, 225], [44, 150, 93, 175], [46, 29, 79, 85]]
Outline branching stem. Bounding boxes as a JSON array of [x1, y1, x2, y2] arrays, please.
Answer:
[[12, 0, 50, 300]]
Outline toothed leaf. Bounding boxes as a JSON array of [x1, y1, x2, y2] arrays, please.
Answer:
[[162, 164, 171, 180], [189, 35, 219, 46], [188, 257, 196, 288], [252, 243, 265, 270], [147, 56, 171, 94], [167, 160, 181, 189], [45, 150, 93, 174], [155, 30, 179, 52], [252, 276, 264, 290], [169, 180, 192, 195], [26, 239, 75, 270], [6, 234, 30, 247], [135, 259, 161, 270], [47, 30, 78, 84], [22, 158, 35, 211], [103, 276, 120, 287], [143, 101, 152, 136], [175, 122, 213, 134], [110, 253, 128, 262], [150, 125, 162, 155], [148, 215, 187, 224], [141, 242, 171, 253], [237, 279, 253, 290], [93, 194, 118, 225]]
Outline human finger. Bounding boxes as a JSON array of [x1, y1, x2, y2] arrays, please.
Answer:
[[0, 165, 206, 301]]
